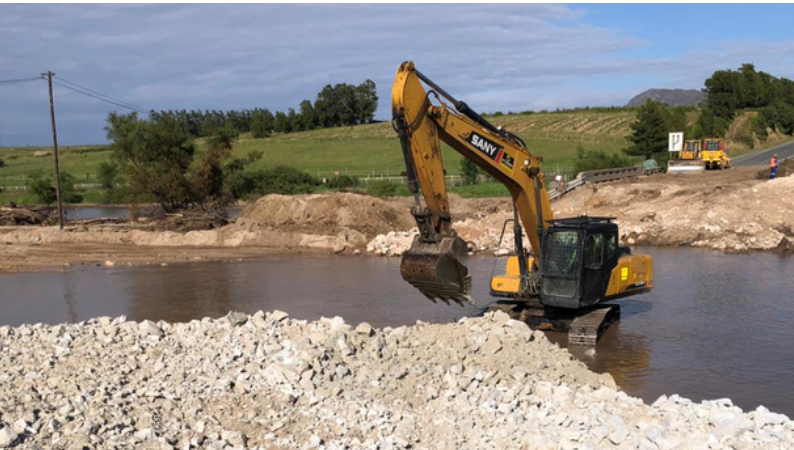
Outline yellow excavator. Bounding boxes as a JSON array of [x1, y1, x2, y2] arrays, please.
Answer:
[[391, 62, 653, 344]]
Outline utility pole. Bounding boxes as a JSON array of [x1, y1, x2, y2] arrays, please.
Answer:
[[42, 71, 64, 230]]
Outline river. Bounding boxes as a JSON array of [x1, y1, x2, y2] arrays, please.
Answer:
[[63, 206, 241, 220], [1, 247, 793, 416]]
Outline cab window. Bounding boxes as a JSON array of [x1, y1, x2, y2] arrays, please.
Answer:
[[605, 233, 617, 261], [544, 231, 580, 278], [584, 234, 604, 269]]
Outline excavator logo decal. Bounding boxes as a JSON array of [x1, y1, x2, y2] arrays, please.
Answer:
[[467, 132, 502, 160]]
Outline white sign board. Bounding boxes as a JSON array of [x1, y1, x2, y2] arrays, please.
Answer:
[[668, 132, 684, 152]]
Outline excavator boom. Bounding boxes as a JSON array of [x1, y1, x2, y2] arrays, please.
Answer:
[[392, 61, 552, 305]]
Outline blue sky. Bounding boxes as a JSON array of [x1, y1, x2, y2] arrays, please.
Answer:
[[2, 4, 794, 146]]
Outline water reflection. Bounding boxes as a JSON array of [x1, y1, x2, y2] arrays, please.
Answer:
[[62, 207, 242, 221]]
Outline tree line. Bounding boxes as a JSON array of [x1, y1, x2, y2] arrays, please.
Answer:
[[18, 80, 378, 210], [148, 79, 378, 139], [699, 63, 794, 139]]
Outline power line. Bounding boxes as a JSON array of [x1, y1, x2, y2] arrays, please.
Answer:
[[54, 75, 149, 112], [0, 77, 42, 86], [51, 80, 150, 114]]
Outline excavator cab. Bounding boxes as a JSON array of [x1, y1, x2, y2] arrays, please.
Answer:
[[540, 218, 620, 309]]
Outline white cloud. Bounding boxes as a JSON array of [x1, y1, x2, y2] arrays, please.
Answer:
[[1, 4, 794, 145]]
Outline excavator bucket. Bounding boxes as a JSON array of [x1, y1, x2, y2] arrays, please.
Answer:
[[667, 159, 706, 173], [400, 235, 474, 306]]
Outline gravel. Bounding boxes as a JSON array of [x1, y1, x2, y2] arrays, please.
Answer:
[[0, 311, 792, 449]]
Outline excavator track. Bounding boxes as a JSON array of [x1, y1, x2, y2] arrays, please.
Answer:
[[486, 302, 620, 345]]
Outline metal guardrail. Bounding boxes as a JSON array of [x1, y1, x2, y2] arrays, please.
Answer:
[[577, 166, 644, 183], [548, 178, 584, 201], [548, 166, 645, 201]]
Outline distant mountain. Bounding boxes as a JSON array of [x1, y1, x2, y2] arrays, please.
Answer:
[[627, 89, 705, 107]]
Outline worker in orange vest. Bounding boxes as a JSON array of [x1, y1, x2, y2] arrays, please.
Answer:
[[770, 154, 778, 179]]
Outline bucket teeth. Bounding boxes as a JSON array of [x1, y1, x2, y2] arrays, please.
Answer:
[[400, 235, 474, 307]]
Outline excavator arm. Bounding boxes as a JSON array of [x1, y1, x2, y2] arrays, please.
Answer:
[[392, 61, 552, 305]]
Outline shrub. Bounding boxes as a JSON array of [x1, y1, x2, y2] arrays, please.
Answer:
[[227, 165, 320, 199], [326, 174, 359, 189], [96, 162, 123, 203], [365, 180, 399, 197], [573, 146, 633, 174], [735, 133, 755, 149], [27, 170, 83, 205], [459, 159, 479, 185]]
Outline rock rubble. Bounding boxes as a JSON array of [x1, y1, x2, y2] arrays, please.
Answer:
[[1, 311, 792, 449]]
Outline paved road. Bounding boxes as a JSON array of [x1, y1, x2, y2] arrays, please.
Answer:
[[732, 139, 794, 167]]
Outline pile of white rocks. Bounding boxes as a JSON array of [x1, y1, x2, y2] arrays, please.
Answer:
[[1, 311, 792, 449], [366, 230, 418, 256]]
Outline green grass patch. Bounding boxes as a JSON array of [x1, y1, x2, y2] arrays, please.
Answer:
[[449, 183, 510, 198]]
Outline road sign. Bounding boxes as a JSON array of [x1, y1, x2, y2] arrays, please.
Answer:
[[669, 132, 684, 152]]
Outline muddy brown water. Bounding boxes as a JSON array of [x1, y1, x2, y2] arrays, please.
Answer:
[[63, 207, 241, 220], [1, 247, 793, 416]]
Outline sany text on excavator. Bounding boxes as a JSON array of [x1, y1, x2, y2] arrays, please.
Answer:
[[391, 62, 653, 344]]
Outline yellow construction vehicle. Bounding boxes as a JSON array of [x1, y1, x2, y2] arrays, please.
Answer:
[[701, 138, 731, 170], [667, 138, 731, 173], [391, 62, 652, 344], [668, 139, 705, 173]]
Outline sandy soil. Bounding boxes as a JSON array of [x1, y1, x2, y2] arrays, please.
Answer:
[[0, 242, 329, 274]]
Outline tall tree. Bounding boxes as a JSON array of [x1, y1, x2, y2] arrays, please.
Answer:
[[624, 100, 670, 159], [299, 100, 317, 130], [273, 111, 289, 133], [105, 112, 196, 212], [250, 108, 273, 139], [354, 79, 378, 124], [192, 124, 239, 208]]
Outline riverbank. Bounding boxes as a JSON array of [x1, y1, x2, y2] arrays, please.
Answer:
[[0, 193, 505, 272], [0, 310, 791, 449], [1, 166, 792, 272], [369, 166, 794, 255]]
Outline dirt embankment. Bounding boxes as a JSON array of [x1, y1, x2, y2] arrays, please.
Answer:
[[0, 193, 509, 271], [550, 166, 794, 253], [372, 165, 794, 255]]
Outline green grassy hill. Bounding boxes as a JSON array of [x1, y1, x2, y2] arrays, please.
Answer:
[[2, 108, 781, 204], [209, 110, 636, 178], [0, 110, 635, 190]]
